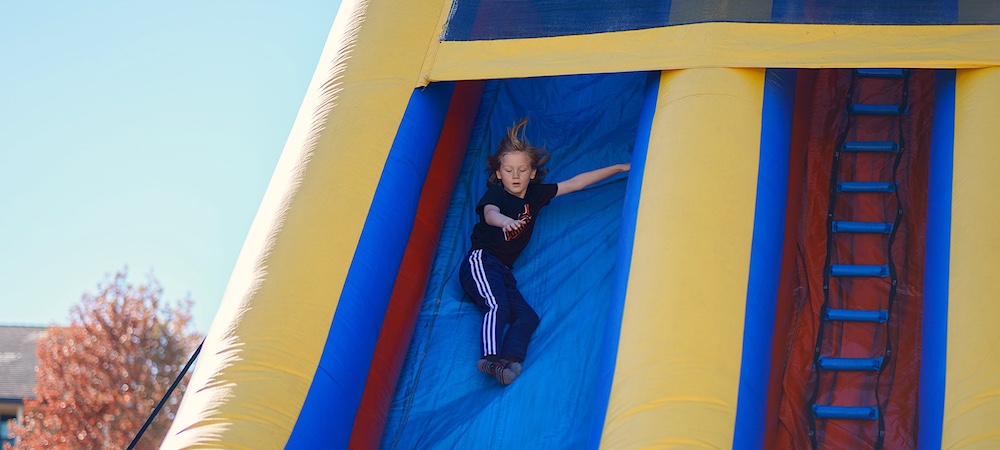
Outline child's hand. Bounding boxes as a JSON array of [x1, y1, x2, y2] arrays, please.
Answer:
[[502, 218, 526, 234], [619, 163, 631, 172]]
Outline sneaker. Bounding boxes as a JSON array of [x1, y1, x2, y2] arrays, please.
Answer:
[[477, 358, 517, 386], [500, 359, 522, 377]]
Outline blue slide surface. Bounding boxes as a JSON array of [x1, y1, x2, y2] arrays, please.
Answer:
[[381, 72, 649, 449]]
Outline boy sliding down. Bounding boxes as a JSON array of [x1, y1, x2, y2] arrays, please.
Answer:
[[460, 117, 630, 386]]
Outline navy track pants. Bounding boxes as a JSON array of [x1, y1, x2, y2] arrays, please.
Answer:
[[459, 249, 539, 362]]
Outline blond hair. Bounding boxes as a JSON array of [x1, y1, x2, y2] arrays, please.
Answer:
[[486, 117, 549, 185]]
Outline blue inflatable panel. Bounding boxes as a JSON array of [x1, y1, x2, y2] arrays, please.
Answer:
[[443, 0, 981, 41], [733, 68, 795, 450], [381, 72, 649, 449], [287, 82, 456, 449], [587, 70, 659, 450], [919, 69, 955, 450]]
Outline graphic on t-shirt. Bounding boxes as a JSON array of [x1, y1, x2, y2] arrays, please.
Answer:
[[503, 204, 533, 241]]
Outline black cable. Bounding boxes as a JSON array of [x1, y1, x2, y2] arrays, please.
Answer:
[[809, 68, 859, 449], [127, 338, 204, 450], [873, 68, 911, 450]]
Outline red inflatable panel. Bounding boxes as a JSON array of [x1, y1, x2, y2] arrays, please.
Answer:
[[768, 69, 933, 449], [349, 80, 485, 449]]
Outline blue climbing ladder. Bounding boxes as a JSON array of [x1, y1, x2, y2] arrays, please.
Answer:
[[808, 68, 911, 449]]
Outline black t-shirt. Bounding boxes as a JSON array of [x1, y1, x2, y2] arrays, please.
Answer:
[[470, 182, 559, 268]]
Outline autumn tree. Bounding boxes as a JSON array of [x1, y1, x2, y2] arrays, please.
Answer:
[[5, 269, 202, 450]]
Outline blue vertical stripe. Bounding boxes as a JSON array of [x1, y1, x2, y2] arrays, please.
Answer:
[[587, 70, 660, 449], [733, 68, 795, 449], [918, 69, 954, 450], [285, 82, 456, 449]]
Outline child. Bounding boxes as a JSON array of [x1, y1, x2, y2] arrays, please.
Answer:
[[460, 117, 630, 386]]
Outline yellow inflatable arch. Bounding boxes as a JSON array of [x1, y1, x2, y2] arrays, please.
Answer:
[[164, 1, 1000, 448]]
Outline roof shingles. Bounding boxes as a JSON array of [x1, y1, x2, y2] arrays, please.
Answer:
[[0, 326, 46, 401]]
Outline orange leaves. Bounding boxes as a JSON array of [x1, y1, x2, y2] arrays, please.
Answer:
[[5, 269, 202, 450]]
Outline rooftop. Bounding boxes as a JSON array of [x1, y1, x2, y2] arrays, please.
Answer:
[[0, 325, 46, 401]]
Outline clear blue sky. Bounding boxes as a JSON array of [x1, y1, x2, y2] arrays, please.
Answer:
[[1, 1, 342, 333]]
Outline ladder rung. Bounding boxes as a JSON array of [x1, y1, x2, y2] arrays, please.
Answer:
[[841, 141, 899, 153], [855, 68, 906, 78], [832, 221, 894, 234], [850, 104, 901, 115], [829, 264, 889, 277], [818, 356, 884, 371], [813, 405, 879, 420], [825, 308, 889, 322], [837, 181, 896, 193]]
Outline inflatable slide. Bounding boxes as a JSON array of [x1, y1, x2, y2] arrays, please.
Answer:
[[164, 1, 1000, 448]]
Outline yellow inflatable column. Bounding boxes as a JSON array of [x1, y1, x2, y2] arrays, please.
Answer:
[[162, 0, 448, 447], [942, 67, 1000, 448], [602, 68, 765, 448]]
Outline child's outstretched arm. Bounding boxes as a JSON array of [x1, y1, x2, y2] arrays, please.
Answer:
[[555, 163, 630, 197]]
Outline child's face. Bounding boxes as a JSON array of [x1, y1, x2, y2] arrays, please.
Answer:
[[496, 151, 536, 199]]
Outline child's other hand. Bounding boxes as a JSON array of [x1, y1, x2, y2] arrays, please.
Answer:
[[620, 163, 631, 172], [502, 218, 526, 233]]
